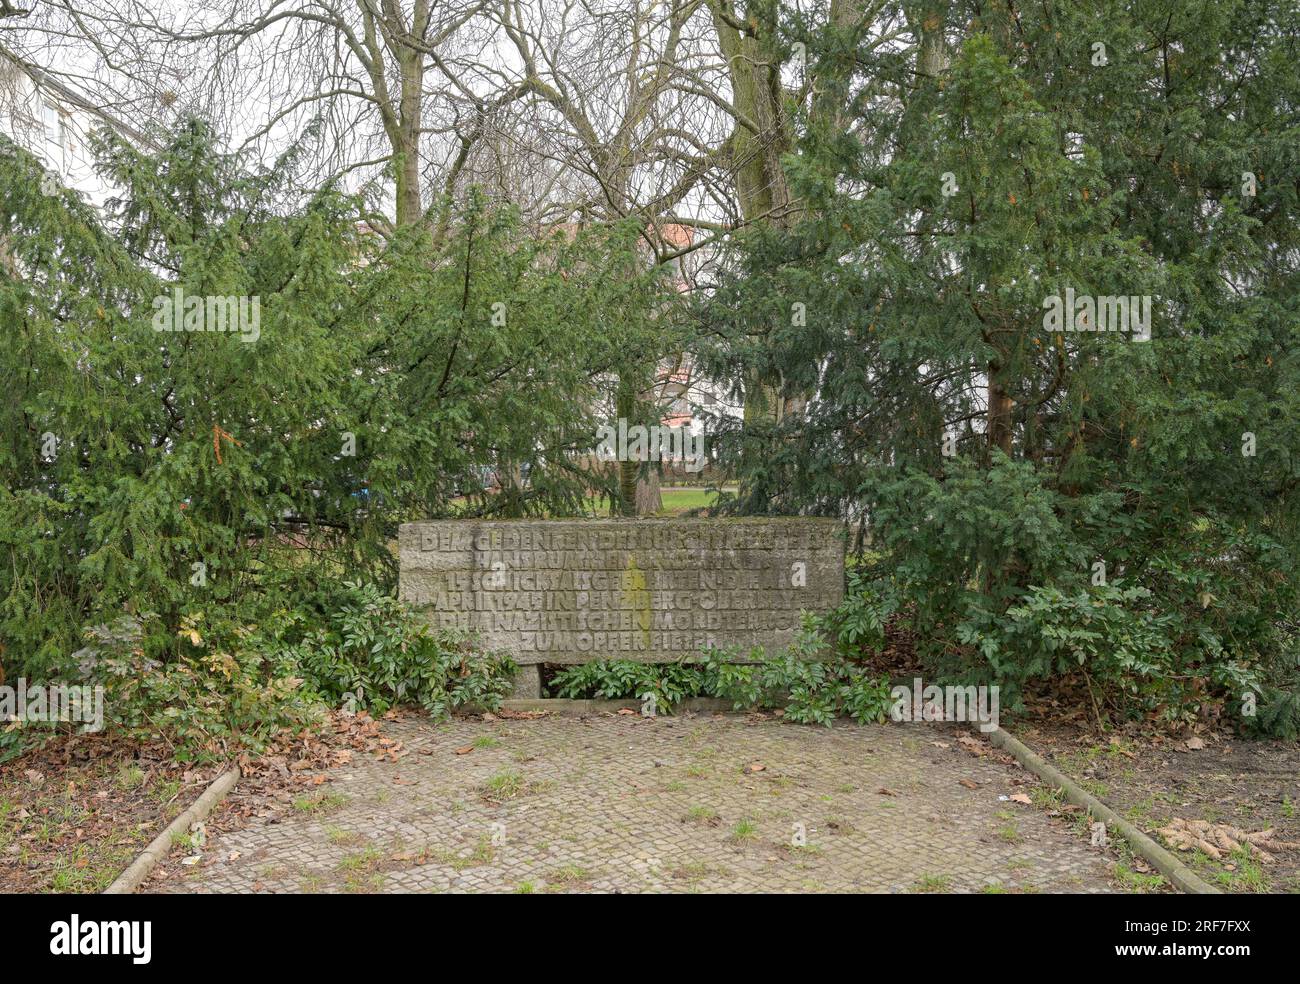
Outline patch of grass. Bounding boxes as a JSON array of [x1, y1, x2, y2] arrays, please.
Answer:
[[292, 791, 349, 814], [169, 827, 206, 852], [1213, 848, 1271, 893], [913, 874, 952, 893], [1059, 745, 1112, 774], [728, 818, 758, 842], [482, 768, 526, 801], [980, 883, 1008, 894], [430, 836, 496, 871], [49, 843, 126, 893], [654, 488, 728, 515], [1113, 863, 1167, 894], [1030, 786, 1065, 810], [467, 837, 496, 865], [516, 881, 537, 894], [1070, 814, 1096, 840], [342, 871, 387, 893], [549, 864, 593, 884], [473, 736, 500, 749], [323, 824, 362, 846], [1080, 779, 1110, 799], [114, 764, 146, 791], [1124, 797, 1160, 827], [672, 860, 725, 881], [997, 822, 1022, 844], [684, 805, 720, 825], [336, 845, 384, 874]]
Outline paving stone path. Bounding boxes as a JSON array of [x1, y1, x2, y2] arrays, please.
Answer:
[[163, 714, 1117, 893]]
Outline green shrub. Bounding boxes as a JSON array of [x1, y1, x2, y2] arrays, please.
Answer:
[[828, 459, 1300, 733], [257, 580, 517, 717], [824, 570, 899, 659], [699, 617, 893, 726], [551, 616, 893, 726], [71, 612, 321, 761], [45, 579, 516, 759], [550, 660, 707, 711]]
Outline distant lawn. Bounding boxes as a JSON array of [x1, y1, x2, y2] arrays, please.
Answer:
[[656, 488, 728, 514], [445, 486, 736, 518], [587, 486, 732, 516]]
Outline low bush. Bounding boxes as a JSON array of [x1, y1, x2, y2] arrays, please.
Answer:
[[836, 460, 1300, 734], [549, 659, 709, 711], [549, 615, 893, 726], [64, 612, 320, 762], [258, 580, 517, 717], [1, 578, 516, 763]]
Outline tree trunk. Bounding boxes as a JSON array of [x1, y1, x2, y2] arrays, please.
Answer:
[[710, 2, 800, 497], [393, 44, 425, 229], [915, 2, 950, 78], [635, 470, 662, 515], [613, 378, 662, 515], [987, 369, 1014, 457]]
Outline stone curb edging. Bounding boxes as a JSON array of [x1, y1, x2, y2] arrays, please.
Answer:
[[984, 726, 1221, 895], [104, 766, 240, 895]]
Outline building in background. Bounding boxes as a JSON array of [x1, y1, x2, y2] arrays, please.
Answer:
[[0, 48, 150, 202], [647, 222, 727, 440]]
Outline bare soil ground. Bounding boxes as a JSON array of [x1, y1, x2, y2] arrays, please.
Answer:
[[0, 733, 222, 892], [0, 710, 397, 893], [1014, 709, 1300, 894], [144, 710, 403, 889]]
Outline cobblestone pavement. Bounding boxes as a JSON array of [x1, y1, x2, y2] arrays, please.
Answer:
[[161, 714, 1117, 894]]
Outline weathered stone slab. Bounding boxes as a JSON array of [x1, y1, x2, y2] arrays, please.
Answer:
[[398, 518, 844, 666]]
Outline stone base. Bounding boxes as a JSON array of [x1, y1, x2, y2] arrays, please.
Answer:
[[509, 664, 541, 699]]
